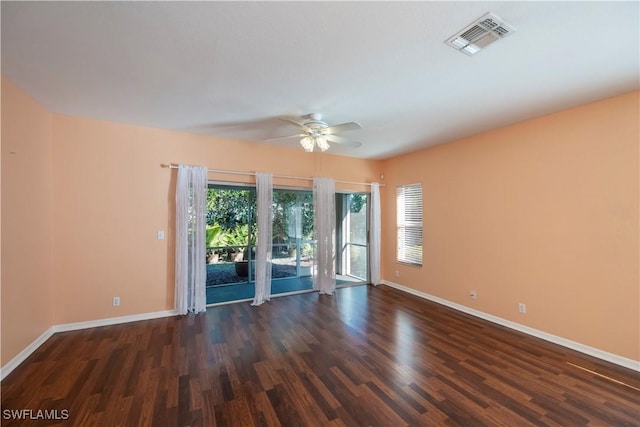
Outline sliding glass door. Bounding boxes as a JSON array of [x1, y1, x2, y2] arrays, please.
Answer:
[[272, 189, 315, 280], [205, 185, 256, 291], [337, 193, 369, 282], [205, 185, 315, 304], [205, 185, 370, 304], [343, 194, 368, 282]]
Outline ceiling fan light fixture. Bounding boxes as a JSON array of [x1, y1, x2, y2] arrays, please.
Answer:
[[275, 114, 362, 152], [300, 136, 315, 152], [316, 136, 330, 152]]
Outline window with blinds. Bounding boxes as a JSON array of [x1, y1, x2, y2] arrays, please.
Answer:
[[396, 183, 423, 266]]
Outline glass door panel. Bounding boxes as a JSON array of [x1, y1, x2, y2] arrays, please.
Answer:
[[272, 189, 314, 281], [344, 193, 368, 281], [205, 185, 256, 294]]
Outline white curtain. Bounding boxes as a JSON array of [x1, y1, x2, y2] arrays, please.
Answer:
[[313, 177, 336, 295], [370, 183, 382, 285], [175, 165, 208, 315], [253, 172, 273, 306]]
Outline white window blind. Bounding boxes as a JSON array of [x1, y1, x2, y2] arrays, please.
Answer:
[[397, 183, 423, 266]]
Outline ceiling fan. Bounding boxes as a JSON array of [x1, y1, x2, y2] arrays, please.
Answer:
[[264, 113, 362, 152]]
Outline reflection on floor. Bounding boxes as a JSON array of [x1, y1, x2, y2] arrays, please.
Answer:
[[206, 275, 364, 305]]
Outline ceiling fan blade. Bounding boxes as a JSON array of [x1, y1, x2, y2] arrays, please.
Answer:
[[323, 134, 362, 148], [279, 117, 310, 130], [263, 133, 306, 142], [322, 121, 362, 135]]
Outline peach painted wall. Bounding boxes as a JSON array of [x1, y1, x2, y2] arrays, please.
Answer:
[[52, 115, 382, 324], [381, 91, 639, 361], [3, 75, 637, 367], [1, 78, 55, 366]]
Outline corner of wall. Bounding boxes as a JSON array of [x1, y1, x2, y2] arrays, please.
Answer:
[[1, 77, 55, 368]]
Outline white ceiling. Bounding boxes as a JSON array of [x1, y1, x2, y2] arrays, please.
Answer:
[[2, 1, 638, 160]]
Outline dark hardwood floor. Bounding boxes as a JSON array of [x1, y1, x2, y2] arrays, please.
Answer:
[[2, 285, 639, 426]]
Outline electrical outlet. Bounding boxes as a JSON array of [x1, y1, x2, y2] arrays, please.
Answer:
[[113, 296, 120, 307], [470, 290, 477, 300], [157, 230, 165, 240], [518, 303, 526, 314], [395, 270, 400, 278]]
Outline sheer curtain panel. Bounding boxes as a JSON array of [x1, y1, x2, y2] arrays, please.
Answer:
[[313, 177, 336, 295], [253, 172, 273, 306], [175, 165, 208, 315], [370, 182, 382, 285]]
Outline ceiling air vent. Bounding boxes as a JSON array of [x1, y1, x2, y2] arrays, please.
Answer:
[[446, 12, 516, 56]]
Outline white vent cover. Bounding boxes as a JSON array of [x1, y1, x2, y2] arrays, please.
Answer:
[[446, 13, 516, 56]]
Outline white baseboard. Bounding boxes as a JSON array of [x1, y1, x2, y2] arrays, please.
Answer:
[[1, 327, 55, 381], [382, 280, 640, 372], [53, 309, 178, 333], [1, 309, 178, 381]]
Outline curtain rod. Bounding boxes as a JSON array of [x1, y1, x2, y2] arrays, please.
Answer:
[[162, 163, 384, 187]]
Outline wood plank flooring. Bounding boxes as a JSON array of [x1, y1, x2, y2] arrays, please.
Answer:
[[2, 285, 639, 426]]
